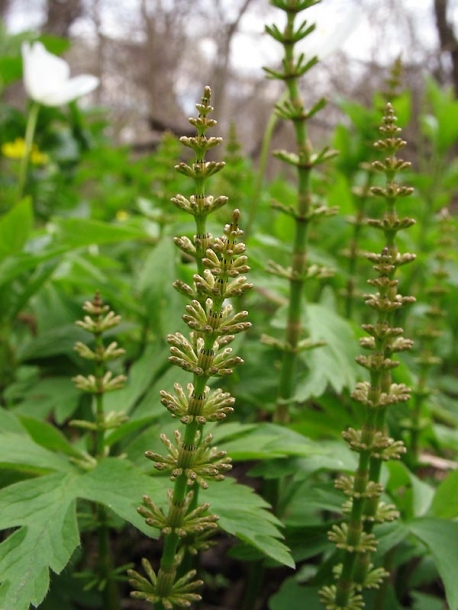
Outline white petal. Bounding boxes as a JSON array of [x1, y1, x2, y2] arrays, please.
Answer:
[[22, 41, 70, 104], [21, 41, 99, 107], [39, 75, 100, 106]]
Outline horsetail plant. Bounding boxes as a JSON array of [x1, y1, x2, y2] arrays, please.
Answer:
[[263, 0, 337, 424], [171, 85, 228, 278], [320, 103, 415, 610], [71, 292, 128, 609], [342, 57, 405, 321], [128, 87, 252, 610]]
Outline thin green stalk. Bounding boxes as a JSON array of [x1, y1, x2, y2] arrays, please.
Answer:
[[16, 101, 40, 204], [276, 15, 313, 414], [262, 1, 338, 424], [245, 3, 336, 607], [92, 331, 122, 610], [321, 104, 415, 610], [72, 294, 127, 610], [275, 165, 311, 423], [97, 503, 122, 610], [154, 303, 224, 596], [373, 546, 396, 610], [94, 332, 106, 459]]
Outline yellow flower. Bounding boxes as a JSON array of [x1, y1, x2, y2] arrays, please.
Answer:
[[2, 138, 49, 165], [116, 210, 129, 221], [2, 138, 26, 159], [30, 148, 49, 165]]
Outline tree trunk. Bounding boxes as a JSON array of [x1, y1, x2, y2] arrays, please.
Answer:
[[43, 0, 83, 38], [434, 0, 458, 98], [210, 0, 255, 127]]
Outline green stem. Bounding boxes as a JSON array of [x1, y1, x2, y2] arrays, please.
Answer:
[[16, 101, 40, 204], [94, 332, 106, 459], [335, 404, 379, 606], [241, 560, 266, 610], [273, 12, 312, 424], [373, 546, 396, 610], [409, 385, 425, 468], [92, 329, 121, 608], [97, 503, 122, 610], [194, 213, 207, 278], [155, 300, 224, 595]]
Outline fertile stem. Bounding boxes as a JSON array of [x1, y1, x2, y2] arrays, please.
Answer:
[[129, 89, 252, 610], [320, 104, 415, 610], [72, 293, 127, 610]]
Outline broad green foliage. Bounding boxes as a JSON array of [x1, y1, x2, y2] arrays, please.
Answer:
[[0, 416, 292, 609], [0, 458, 164, 610], [408, 518, 458, 610], [207, 477, 294, 568]]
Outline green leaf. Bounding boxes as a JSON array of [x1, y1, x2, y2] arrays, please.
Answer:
[[0, 56, 22, 86], [393, 90, 412, 127], [0, 472, 79, 610], [212, 422, 322, 461], [13, 377, 81, 423], [0, 407, 27, 434], [289, 393, 362, 440], [283, 481, 344, 527], [0, 248, 66, 290], [269, 579, 322, 610], [385, 461, 434, 519], [16, 324, 87, 361], [363, 584, 404, 609], [76, 458, 168, 535], [0, 458, 168, 610], [411, 591, 445, 610], [0, 198, 33, 260], [376, 520, 410, 556], [327, 172, 354, 216], [285, 523, 331, 563], [248, 447, 355, 481], [104, 342, 169, 416], [52, 217, 149, 248], [429, 469, 458, 519], [38, 34, 70, 56], [426, 78, 458, 153], [206, 477, 294, 568], [408, 517, 458, 610], [296, 303, 359, 400], [0, 432, 74, 474], [18, 416, 83, 459], [105, 415, 156, 447], [129, 356, 190, 421], [10, 258, 60, 318], [136, 237, 182, 337]]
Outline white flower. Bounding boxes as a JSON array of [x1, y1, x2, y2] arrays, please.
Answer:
[[21, 42, 99, 107]]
